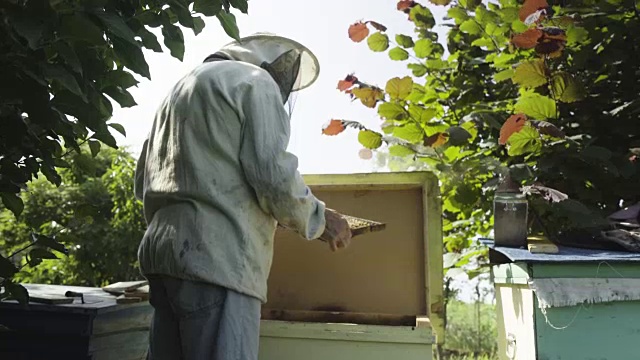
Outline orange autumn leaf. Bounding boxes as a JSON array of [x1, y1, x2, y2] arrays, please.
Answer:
[[367, 21, 387, 32], [424, 132, 449, 148], [348, 22, 369, 43], [337, 74, 359, 92], [499, 114, 528, 145], [519, 0, 548, 22], [511, 29, 543, 49], [397, 0, 416, 12], [322, 119, 346, 136], [352, 87, 384, 108]]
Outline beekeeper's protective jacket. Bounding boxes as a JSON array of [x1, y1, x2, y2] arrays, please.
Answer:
[[134, 34, 325, 303]]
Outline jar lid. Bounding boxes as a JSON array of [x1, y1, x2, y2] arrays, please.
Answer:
[[496, 174, 521, 193]]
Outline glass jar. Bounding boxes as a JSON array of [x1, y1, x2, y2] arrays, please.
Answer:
[[493, 177, 528, 248]]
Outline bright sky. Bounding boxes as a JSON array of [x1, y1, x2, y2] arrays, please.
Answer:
[[112, 0, 448, 174]]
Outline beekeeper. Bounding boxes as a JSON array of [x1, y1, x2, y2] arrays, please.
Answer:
[[134, 33, 352, 359]]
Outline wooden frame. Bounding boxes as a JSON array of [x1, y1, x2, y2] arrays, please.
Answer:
[[299, 172, 445, 345]]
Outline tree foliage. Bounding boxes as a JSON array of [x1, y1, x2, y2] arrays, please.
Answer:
[[0, 147, 145, 292], [325, 0, 640, 278], [0, 0, 247, 301]]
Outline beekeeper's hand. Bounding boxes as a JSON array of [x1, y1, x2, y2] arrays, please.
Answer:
[[319, 209, 352, 251]]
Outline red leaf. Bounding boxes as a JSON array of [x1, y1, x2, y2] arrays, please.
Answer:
[[519, 0, 549, 22], [424, 132, 449, 148], [397, 0, 417, 12], [499, 114, 527, 145], [337, 74, 359, 92], [511, 29, 543, 49], [348, 22, 370, 43], [322, 120, 346, 136], [367, 21, 387, 32]]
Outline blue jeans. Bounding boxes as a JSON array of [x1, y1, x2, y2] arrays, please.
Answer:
[[146, 276, 261, 360]]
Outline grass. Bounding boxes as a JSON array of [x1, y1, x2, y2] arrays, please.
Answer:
[[442, 300, 498, 360]]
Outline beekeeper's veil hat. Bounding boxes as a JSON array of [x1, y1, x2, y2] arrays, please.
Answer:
[[206, 32, 320, 114]]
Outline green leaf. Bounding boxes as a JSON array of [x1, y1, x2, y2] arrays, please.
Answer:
[[5, 282, 29, 305], [408, 63, 428, 77], [386, 77, 413, 100], [429, 0, 452, 5], [567, 26, 589, 46], [93, 127, 118, 149], [0, 256, 18, 278], [9, 14, 43, 49], [512, 60, 548, 89], [494, 68, 515, 82], [367, 32, 389, 52], [515, 93, 556, 120], [195, 0, 222, 16], [393, 123, 424, 143], [459, 19, 481, 35], [389, 145, 416, 157], [89, 139, 101, 157], [112, 38, 151, 79], [410, 5, 435, 29], [33, 234, 69, 255], [409, 105, 437, 123], [93, 10, 137, 44], [471, 37, 495, 49], [447, 126, 472, 146], [414, 39, 435, 58], [378, 102, 407, 120], [358, 130, 383, 149], [30, 248, 58, 260], [43, 65, 85, 99], [229, 0, 248, 13], [462, 111, 504, 130], [1, 193, 24, 217], [217, 11, 240, 41], [162, 24, 185, 61], [74, 153, 98, 175], [492, 52, 517, 69], [551, 72, 585, 103], [507, 125, 542, 156], [108, 123, 127, 137], [104, 86, 137, 107], [511, 20, 529, 33], [41, 164, 62, 186], [193, 16, 206, 35], [59, 14, 105, 45], [447, 6, 469, 24], [54, 41, 82, 75], [426, 59, 447, 69], [138, 27, 163, 52], [103, 70, 138, 89], [389, 47, 409, 61], [396, 34, 414, 48], [53, 158, 71, 168]]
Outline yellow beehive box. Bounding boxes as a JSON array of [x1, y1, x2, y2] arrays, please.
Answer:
[[260, 172, 444, 360]]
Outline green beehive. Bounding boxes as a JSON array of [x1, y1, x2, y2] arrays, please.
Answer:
[[488, 241, 640, 360]]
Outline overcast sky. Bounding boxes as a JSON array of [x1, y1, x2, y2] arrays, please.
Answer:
[[111, 0, 448, 174]]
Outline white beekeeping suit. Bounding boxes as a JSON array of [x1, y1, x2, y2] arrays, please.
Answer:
[[134, 33, 325, 303]]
